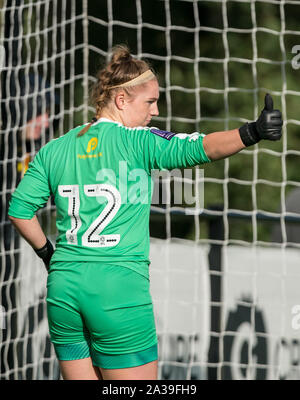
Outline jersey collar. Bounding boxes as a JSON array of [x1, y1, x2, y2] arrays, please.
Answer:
[[93, 117, 120, 126]]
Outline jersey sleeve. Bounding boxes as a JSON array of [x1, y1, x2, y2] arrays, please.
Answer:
[[141, 127, 211, 174], [8, 146, 51, 219]]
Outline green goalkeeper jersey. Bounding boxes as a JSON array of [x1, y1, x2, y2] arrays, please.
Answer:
[[8, 118, 211, 277]]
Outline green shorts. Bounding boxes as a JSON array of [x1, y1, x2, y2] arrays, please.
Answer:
[[46, 261, 158, 369]]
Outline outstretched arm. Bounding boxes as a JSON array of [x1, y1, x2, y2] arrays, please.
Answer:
[[203, 128, 244, 161], [202, 94, 283, 161]]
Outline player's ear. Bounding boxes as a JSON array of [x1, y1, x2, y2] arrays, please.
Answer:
[[114, 91, 126, 110]]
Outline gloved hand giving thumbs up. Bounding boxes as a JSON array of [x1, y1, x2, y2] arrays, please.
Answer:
[[239, 93, 283, 147]]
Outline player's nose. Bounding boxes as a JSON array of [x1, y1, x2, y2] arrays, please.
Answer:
[[151, 102, 159, 116]]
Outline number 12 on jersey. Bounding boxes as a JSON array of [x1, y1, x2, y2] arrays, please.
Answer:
[[58, 184, 121, 247]]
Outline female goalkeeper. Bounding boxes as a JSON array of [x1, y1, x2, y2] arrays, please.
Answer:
[[8, 45, 283, 380]]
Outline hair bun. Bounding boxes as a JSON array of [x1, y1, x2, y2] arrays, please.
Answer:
[[110, 45, 132, 65]]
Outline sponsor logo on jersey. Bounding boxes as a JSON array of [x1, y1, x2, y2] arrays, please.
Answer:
[[77, 152, 102, 160], [77, 137, 102, 159], [150, 128, 176, 140], [87, 137, 98, 152]]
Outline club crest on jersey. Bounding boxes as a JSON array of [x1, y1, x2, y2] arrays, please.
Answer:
[[87, 137, 98, 152], [150, 128, 176, 140]]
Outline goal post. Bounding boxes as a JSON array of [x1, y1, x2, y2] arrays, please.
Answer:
[[1, 0, 300, 380]]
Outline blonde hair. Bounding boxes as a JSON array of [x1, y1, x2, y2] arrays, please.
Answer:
[[78, 45, 155, 137]]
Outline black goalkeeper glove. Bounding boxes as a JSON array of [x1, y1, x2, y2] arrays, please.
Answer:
[[239, 93, 283, 147], [34, 238, 54, 272]]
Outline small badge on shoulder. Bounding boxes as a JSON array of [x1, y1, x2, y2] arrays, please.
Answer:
[[150, 128, 176, 141]]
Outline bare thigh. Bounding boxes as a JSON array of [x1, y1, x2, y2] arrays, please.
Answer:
[[59, 357, 103, 380], [99, 359, 158, 380]]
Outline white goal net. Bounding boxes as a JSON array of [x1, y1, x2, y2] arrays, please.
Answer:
[[1, 0, 300, 380]]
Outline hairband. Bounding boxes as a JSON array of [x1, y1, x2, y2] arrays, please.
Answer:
[[109, 70, 155, 89]]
